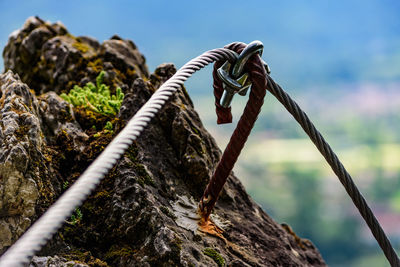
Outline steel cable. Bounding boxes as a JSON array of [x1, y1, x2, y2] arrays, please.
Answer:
[[0, 47, 237, 267], [265, 75, 400, 267]]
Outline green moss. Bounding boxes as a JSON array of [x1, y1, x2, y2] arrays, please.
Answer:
[[105, 245, 136, 260], [87, 58, 104, 72], [62, 249, 109, 267], [72, 41, 90, 53], [203, 248, 225, 267], [69, 208, 83, 225], [94, 121, 114, 137], [60, 71, 124, 117], [104, 121, 113, 131], [126, 143, 139, 162], [63, 181, 69, 190]]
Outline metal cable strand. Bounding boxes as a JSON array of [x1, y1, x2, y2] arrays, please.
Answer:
[[0, 48, 238, 267], [265, 75, 400, 267]]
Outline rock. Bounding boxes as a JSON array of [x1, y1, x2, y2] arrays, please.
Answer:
[[100, 38, 149, 78], [0, 17, 327, 266], [30, 256, 88, 267], [38, 91, 88, 151], [0, 71, 58, 253], [3, 16, 148, 95]]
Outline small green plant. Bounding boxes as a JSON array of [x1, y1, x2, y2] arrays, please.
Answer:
[[70, 208, 83, 225], [63, 181, 69, 190], [104, 121, 113, 131], [93, 121, 113, 137], [60, 71, 124, 116]]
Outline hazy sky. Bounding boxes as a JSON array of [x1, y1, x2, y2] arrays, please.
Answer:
[[1, 0, 399, 93]]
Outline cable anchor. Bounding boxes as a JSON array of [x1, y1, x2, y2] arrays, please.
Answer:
[[217, 40, 271, 108]]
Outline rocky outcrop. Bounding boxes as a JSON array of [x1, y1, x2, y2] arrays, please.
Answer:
[[0, 71, 58, 250], [3, 16, 147, 95], [0, 17, 327, 266], [30, 256, 93, 267]]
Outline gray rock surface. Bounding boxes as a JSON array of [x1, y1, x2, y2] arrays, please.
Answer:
[[30, 256, 88, 267], [0, 70, 55, 253], [0, 16, 327, 266]]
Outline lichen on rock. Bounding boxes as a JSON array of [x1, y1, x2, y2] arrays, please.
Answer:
[[0, 16, 327, 266], [0, 71, 55, 253]]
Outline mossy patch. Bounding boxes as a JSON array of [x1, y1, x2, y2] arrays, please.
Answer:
[[87, 58, 104, 73], [63, 181, 69, 190], [135, 163, 155, 187], [72, 41, 90, 53], [74, 106, 110, 131], [105, 245, 137, 261], [203, 248, 225, 267], [124, 143, 155, 187], [83, 132, 114, 161], [168, 238, 183, 262], [62, 249, 109, 267], [126, 143, 139, 162]]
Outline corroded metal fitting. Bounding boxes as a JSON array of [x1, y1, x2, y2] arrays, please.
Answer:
[[217, 40, 270, 108]]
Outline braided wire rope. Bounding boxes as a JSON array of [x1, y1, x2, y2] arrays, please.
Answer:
[[0, 47, 237, 267], [265, 75, 400, 267]]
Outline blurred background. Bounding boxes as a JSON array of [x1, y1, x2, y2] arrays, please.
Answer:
[[1, 0, 399, 266]]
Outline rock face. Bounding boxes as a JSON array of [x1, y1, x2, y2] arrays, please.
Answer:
[[0, 17, 327, 266]]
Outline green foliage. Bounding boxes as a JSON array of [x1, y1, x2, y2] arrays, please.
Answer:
[[63, 181, 69, 190], [203, 248, 225, 267], [93, 121, 113, 137], [60, 71, 124, 116], [104, 121, 113, 131], [70, 208, 83, 225]]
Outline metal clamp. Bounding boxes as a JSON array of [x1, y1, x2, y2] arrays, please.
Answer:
[[217, 40, 271, 108]]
